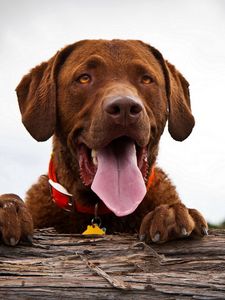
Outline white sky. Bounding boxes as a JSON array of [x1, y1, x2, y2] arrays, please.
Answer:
[[0, 0, 225, 224]]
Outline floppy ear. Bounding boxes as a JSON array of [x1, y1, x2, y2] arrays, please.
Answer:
[[166, 61, 195, 141], [16, 43, 77, 141], [150, 46, 195, 141], [16, 55, 58, 141]]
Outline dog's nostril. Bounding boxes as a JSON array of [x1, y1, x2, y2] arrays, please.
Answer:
[[130, 103, 142, 115], [104, 97, 144, 125], [106, 104, 121, 116], [105, 97, 143, 118]]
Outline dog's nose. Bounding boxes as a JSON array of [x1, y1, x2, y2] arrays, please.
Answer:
[[104, 97, 143, 126]]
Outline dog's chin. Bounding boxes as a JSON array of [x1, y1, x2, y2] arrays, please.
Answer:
[[77, 136, 149, 187]]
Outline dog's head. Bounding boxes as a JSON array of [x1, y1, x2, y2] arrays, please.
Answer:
[[16, 40, 194, 216]]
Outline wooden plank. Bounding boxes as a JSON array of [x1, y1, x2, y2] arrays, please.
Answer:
[[0, 229, 225, 299]]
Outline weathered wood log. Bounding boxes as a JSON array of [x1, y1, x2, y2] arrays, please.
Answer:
[[0, 229, 225, 299]]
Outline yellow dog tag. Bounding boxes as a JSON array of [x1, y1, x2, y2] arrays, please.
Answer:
[[82, 224, 106, 235]]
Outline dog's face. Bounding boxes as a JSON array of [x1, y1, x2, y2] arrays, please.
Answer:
[[16, 40, 195, 216], [57, 40, 167, 147]]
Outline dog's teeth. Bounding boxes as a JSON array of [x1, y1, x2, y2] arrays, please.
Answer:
[[93, 157, 98, 166], [91, 149, 97, 158], [91, 149, 98, 166]]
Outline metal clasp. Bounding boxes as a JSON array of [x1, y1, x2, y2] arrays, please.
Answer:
[[91, 203, 102, 227]]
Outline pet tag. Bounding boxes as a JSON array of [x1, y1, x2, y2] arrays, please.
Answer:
[[82, 203, 106, 235], [82, 223, 106, 235]]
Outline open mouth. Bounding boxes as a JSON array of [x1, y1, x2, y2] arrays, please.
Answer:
[[78, 136, 149, 185], [78, 136, 149, 216]]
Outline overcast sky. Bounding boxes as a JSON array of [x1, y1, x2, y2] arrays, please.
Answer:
[[0, 0, 224, 224]]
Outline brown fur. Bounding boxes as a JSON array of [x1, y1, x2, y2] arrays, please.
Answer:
[[0, 40, 207, 246]]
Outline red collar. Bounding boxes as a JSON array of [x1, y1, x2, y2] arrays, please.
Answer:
[[48, 156, 155, 215]]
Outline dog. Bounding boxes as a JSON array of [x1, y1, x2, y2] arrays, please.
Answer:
[[0, 40, 208, 246]]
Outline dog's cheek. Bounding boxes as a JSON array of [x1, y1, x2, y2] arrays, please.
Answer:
[[145, 103, 167, 142], [56, 86, 84, 134]]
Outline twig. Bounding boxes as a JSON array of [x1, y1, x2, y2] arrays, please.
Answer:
[[79, 254, 145, 290]]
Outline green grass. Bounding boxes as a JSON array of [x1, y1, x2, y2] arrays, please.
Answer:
[[208, 220, 225, 229]]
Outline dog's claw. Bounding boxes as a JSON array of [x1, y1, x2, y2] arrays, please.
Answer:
[[9, 237, 17, 246], [181, 227, 189, 237], [152, 232, 160, 243], [202, 227, 208, 236], [26, 235, 33, 244], [139, 234, 146, 241]]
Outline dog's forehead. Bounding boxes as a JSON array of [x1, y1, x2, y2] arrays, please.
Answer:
[[64, 39, 160, 68]]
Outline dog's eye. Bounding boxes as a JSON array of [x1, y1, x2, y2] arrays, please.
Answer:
[[77, 74, 91, 84], [141, 75, 153, 85]]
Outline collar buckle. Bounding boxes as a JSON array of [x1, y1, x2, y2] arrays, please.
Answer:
[[48, 178, 74, 213]]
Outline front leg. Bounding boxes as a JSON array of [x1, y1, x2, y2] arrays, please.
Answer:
[[139, 203, 208, 243], [25, 175, 66, 229], [0, 194, 33, 246], [139, 167, 208, 243]]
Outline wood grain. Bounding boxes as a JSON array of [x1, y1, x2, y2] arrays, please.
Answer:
[[0, 229, 225, 299]]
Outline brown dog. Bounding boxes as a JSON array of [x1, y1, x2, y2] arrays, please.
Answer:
[[0, 40, 208, 246]]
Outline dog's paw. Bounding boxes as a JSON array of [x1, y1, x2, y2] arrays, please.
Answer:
[[139, 203, 208, 244], [0, 194, 33, 246]]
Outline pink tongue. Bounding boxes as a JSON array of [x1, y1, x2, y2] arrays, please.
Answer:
[[91, 140, 146, 216]]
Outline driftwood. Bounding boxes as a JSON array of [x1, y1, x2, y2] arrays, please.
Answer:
[[0, 228, 225, 299]]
